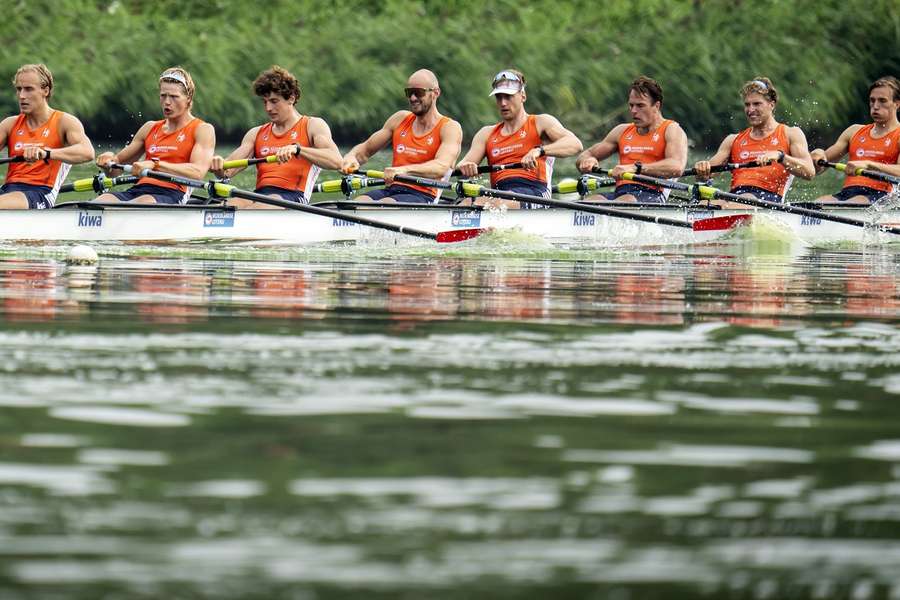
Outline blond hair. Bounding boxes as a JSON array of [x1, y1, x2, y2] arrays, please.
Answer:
[[741, 76, 778, 103], [159, 66, 195, 103], [12, 63, 53, 99]]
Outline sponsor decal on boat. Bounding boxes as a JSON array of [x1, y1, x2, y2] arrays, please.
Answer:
[[332, 217, 356, 227], [76, 211, 103, 228], [451, 210, 481, 228], [573, 212, 595, 226], [686, 211, 715, 221], [203, 210, 235, 228], [800, 215, 822, 226]]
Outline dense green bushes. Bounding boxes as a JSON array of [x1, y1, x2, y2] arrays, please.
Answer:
[[3, 0, 898, 150]]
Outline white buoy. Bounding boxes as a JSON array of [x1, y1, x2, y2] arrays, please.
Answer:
[[65, 244, 99, 265]]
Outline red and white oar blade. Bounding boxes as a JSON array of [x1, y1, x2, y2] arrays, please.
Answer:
[[691, 213, 753, 232], [435, 228, 489, 243]]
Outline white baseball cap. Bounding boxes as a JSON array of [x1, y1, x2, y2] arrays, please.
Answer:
[[489, 70, 525, 96]]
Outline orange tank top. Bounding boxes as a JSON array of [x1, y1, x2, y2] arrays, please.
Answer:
[[485, 114, 552, 188], [254, 117, 319, 197], [617, 119, 672, 190], [6, 110, 71, 195], [844, 124, 900, 193], [137, 118, 203, 194], [730, 124, 792, 195], [392, 113, 450, 197]]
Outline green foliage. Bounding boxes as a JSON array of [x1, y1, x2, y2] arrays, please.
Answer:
[[2, 0, 898, 150]]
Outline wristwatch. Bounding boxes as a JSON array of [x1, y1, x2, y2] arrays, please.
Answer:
[[43, 149, 51, 163], [634, 161, 643, 174], [537, 145, 546, 157]]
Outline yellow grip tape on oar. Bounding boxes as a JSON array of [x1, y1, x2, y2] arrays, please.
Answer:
[[212, 182, 235, 198], [621, 172, 635, 181], [362, 170, 384, 178], [222, 159, 250, 169], [697, 185, 718, 200], [555, 179, 579, 194], [319, 179, 344, 193], [70, 178, 101, 192], [459, 182, 483, 198], [832, 162, 847, 173]]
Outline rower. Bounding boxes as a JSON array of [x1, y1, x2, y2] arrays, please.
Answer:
[[693, 77, 815, 205], [209, 65, 342, 208], [94, 67, 215, 204], [810, 76, 900, 204], [455, 69, 582, 209], [576, 76, 687, 202], [0, 64, 94, 209], [340, 69, 462, 203]]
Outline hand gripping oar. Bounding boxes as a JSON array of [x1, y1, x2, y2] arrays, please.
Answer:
[[600, 169, 900, 236], [312, 175, 385, 195], [355, 162, 526, 179], [681, 160, 760, 178], [818, 159, 900, 185], [390, 173, 697, 230], [119, 165, 484, 243], [552, 175, 615, 196], [59, 174, 138, 194], [222, 146, 303, 169]]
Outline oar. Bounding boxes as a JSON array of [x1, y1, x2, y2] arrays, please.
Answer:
[[222, 146, 303, 169], [818, 160, 900, 185], [681, 160, 759, 178], [598, 168, 900, 236], [0, 155, 24, 165], [551, 176, 614, 195], [118, 165, 484, 243], [391, 173, 695, 230], [59, 174, 138, 194], [356, 162, 525, 179], [313, 175, 385, 195]]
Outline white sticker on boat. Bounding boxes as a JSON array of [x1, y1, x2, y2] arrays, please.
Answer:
[[687, 211, 715, 221], [203, 210, 235, 228], [76, 211, 103, 228], [451, 210, 481, 228]]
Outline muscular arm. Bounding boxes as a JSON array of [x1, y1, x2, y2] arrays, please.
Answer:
[[536, 114, 583, 156], [341, 110, 408, 172], [390, 119, 463, 179], [810, 124, 861, 173], [693, 134, 736, 179], [97, 121, 155, 174], [301, 117, 342, 171], [457, 125, 493, 168], [0, 116, 15, 153], [784, 126, 815, 179], [53, 113, 95, 164], [576, 124, 625, 172], [212, 126, 259, 178]]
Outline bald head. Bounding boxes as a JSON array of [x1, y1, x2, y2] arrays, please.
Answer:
[[407, 69, 439, 91]]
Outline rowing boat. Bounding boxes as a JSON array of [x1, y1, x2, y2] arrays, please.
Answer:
[[1, 200, 897, 246]]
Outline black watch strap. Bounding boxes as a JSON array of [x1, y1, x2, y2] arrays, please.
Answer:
[[634, 161, 643, 174]]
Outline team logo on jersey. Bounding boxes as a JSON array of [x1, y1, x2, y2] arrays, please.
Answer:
[[149, 145, 157, 153], [400, 131, 407, 137], [491, 148, 500, 157], [291, 131, 298, 140], [859, 137, 866, 143], [13, 142, 22, 151], [652, 133, 659, 142], [17, 130, 23, 136], [427, 136, 433, 145], [520, 130, 527, 138], [771, 138, 778, 145], [42, 128, 50, 138], [397, 144, 406, 154], [740, 151, 751, 160], [263, 133, 269, 141], [623, 145, 632, 154], [260, 146, 270, 155], [625, 133, 633, 140], [856, 148, 865, 157], [886, 138, 892, 147]]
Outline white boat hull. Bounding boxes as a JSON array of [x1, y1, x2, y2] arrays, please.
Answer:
[[0, 205, 896, 247]]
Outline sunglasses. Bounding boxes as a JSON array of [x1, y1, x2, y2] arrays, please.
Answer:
[[492, 71, 522, 86], [405, 87, 434, 99]]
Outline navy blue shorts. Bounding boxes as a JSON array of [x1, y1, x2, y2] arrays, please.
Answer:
[[0, 182, 53, 209], [603, 183, 666, 203], [109, 183, 187, 205], [832, 186, 888, 203], [495, 177, 549, 209], [365, 184, 436, 204], [255, 186, 306, 204], [731, 185, 783, 203]]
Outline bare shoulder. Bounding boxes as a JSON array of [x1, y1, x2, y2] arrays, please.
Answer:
[[384, 110, 412, 130]]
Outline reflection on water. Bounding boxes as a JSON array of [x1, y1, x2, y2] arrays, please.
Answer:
[[0, 243, 898, 598]]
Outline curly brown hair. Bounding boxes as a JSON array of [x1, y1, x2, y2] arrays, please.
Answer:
[[252, 66, 301, 104], [629, 76, 663, 106]]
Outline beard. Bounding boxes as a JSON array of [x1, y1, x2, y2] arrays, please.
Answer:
[[410, 97, 432, 116]]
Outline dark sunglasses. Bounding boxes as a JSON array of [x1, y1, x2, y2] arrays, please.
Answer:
[[404, 87, 434, 99]]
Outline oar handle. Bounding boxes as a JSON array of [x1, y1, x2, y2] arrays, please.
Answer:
[[59, 174, 139, 194], [354, 162, 526, 181], [818, 159, 900, 184], [223, 145, 303, 170], [551, 176, 614, 195], [313, 176, 385, 194], [0, 155, 24, 165], [681, 161, 756, 177]]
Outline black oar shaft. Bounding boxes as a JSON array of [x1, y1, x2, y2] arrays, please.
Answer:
[[620, 170, 900, 236], [139, 168, 441, 241], [681, 161, 750, 177], [818, 160, 900, 185]]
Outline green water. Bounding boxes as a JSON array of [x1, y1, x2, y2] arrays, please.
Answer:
[[0, 241, 898, 599]]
